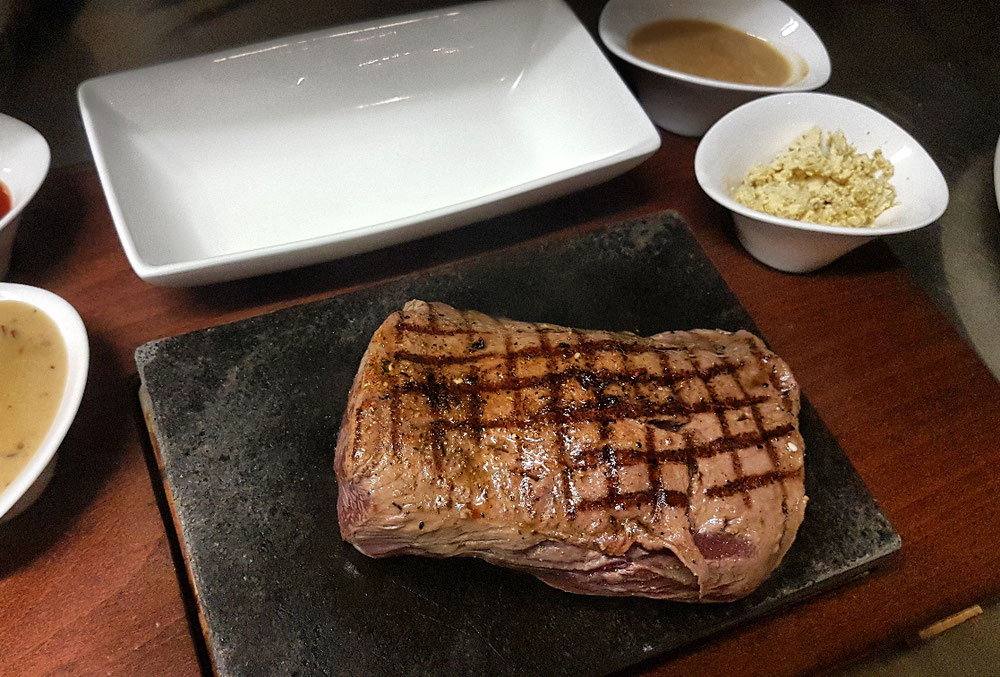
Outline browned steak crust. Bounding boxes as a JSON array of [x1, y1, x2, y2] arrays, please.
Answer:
[[335, 301, 806, 601]]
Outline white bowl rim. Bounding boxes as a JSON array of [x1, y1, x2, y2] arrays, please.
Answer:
[[694, 92, 950, 236], [993, 133, 1000, 213], [598, 0, 832, 94], [0, 283, 89, 519], [0, 113, 51, 233]]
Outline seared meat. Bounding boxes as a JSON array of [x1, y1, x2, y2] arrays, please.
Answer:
[[335, 301, 806, 601]]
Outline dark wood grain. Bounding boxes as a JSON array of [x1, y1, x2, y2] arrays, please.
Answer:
[[1, 130, 998, 677]]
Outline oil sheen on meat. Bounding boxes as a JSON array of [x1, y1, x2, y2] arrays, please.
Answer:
[[335, 301, 807, 602]]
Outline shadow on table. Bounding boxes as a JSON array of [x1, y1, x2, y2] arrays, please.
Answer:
[[135, 388, 217, 677], [713, 213, 907, 279], [7, 168, 88, 283], [0, 333, 130, 576], [180, 168, 662, 316]]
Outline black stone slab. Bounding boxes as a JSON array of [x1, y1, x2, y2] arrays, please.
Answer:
[[136, 212, 900, 677]]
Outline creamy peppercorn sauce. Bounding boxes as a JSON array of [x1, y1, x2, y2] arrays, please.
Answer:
[[0, 300, 67, 491]]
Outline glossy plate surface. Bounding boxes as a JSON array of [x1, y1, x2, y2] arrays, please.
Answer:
[[78, 0, 659, 286]]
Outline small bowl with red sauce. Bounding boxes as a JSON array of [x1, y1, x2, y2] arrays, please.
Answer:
[[0, 113, 50, 279]]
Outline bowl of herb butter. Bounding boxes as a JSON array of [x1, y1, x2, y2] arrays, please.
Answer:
[[695, 92, 949, 272]]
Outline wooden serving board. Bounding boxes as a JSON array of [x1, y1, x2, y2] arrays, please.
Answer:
[[136, 212, 900, 677]]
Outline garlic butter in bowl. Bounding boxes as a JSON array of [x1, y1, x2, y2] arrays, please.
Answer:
[[0, 283, 88, 522], [695, 93, 949, 272]]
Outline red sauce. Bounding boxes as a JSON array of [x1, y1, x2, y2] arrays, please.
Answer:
[[0, 181, 10, 220]]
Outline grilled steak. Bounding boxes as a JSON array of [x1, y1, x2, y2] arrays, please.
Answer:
[[335, 300, 806, 602]]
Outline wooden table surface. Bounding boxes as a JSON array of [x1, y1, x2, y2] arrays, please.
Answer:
[[2, 130, 999, 676]]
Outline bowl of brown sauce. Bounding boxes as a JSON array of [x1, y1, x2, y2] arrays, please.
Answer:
[[599, 0, 831, 136], [0, 283, 88, 522], [0, 113, 50, 279]]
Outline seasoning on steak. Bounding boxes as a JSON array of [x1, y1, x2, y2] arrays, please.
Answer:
[[335, 300, 806, 602]]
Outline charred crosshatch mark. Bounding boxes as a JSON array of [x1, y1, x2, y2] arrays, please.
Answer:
[[688, 345, 753, 509], [394, 365, 768, 409], [380, 307, 800, 521], [747, 339, 794, 557], [388, 315, 404, 463], [705, 469, 804, 499], [465, 365, 484, 445], [570, 425, 794, 467], [421, 311, 447, 480], [392, 337, 728, 367]]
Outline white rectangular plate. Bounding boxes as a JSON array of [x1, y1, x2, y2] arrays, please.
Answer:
[[78, 0, 659, 286]]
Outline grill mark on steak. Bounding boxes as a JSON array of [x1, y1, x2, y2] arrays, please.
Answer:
[[397, 322, 501, 336], [410, 374, 451, 478], [392, 357, 750, 402], [422, 312, 447, 480], [393, 311, 795, 532], [536, 327, 576, 519], [398, 322, 671, 340], [388, 316, 404, 464], [458, 311, 489, 515], [644, 423, 667, 519], [397, 375, 768, 418], [539, 328, 577, 520], [747, 339, 793, 565], [389, 395, 401, 464], [574, 470, 800, 511], [394, 317, 798, 514], [705, 469, 803, 498], [573, 377, 628, 514], [600, 421, 622, 510], [686, 345, 753, 509], [578, 486, 688, 512], [653, 346, 702, 547], [393, 342, 709, 367], [682, 428, 701, 544], [465, 364, 485, 445], [573, 424, 795, 467], [352, 405, 366, 466], [502, 333, 525, 439], [502, 331, 536, 520], [394, 387, 774, 441]]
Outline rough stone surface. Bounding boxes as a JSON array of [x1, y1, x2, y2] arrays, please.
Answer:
[[136, 213, 900, 677]]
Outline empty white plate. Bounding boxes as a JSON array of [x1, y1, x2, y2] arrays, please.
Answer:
[[78, 0, 660, 286]]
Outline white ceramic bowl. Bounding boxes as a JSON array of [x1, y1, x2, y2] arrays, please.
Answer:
[[695, 92, 949, 273], [0, 114, 50, 279], [599, 0, 831, 136], [0, 283, 88, 523], [993, 133, 999, 213]]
